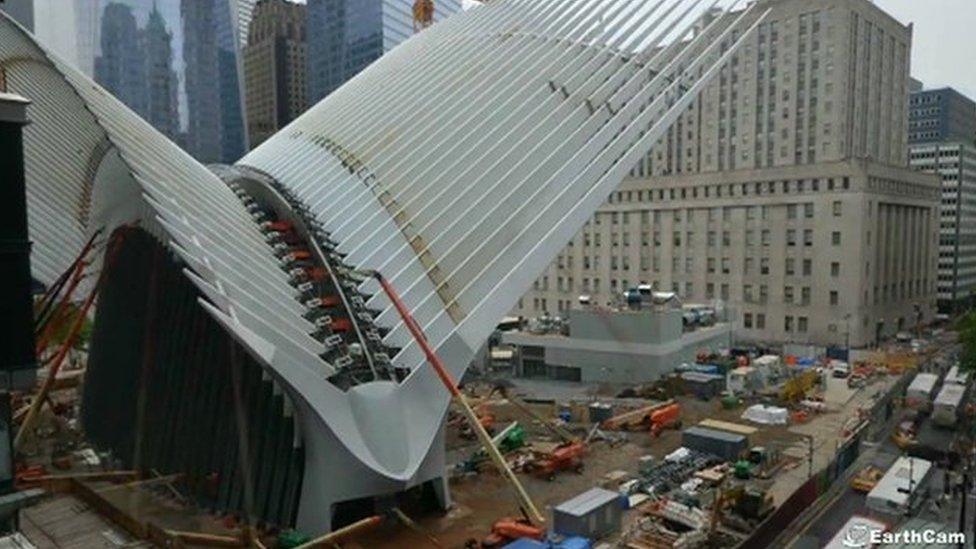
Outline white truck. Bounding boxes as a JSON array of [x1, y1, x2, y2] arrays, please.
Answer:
[[944, 365, 969, 386], [932, 383, 967, 428], [866, 456, 933, 516], [904, 372, 939, 410]]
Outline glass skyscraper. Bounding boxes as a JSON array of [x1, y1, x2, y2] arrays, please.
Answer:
[[85, 0, 248, 163], [306, 0, 463, 104]]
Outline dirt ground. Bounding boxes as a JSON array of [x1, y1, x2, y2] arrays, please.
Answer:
[[350, 388, 808, 549]]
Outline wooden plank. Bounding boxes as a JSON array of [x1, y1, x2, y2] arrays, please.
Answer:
[[70, 479, 148, 539], [698, 419, 758, 436]]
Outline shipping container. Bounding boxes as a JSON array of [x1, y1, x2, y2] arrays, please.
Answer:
[[552, 488, 622, 540], [681, 426, 747, 461], [680, 372, 725, 400]]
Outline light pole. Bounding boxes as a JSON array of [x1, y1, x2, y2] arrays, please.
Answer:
[[845, 313, 852, 358]]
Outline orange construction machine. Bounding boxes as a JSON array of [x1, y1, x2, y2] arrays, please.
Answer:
[[601, 400, 682, 435], [487, 385, 589, 481], [526, 441, 587, 481], [649, 402, 682, 437], [478, 517, 545, 548]]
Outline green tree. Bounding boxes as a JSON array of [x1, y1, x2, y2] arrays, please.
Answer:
[[959, 311, 976, 373]]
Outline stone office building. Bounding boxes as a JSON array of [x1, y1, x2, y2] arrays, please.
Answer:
[[515, 0, 940, 348], [908, 88, 976, 313]]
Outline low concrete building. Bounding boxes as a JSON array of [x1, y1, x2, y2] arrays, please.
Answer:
[[502, 305, 731, 384]]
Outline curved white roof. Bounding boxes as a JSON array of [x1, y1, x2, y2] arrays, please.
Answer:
[[2, 0, 767, 533]]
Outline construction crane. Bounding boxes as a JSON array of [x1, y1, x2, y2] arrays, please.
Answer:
[[373, 272, 545, 524], [412, 0, 434, 32]]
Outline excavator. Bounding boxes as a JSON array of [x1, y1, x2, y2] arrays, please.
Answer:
[[487, 385, 587, 481]]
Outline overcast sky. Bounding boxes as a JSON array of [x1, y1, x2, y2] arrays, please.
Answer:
[[876, 0, 976, 99]]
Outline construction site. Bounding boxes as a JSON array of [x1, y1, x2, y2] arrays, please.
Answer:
[[7, 298, 969, 549]]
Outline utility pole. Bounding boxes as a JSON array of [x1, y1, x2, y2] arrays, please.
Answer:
[[845, 314, 852, 358], [803, 434, 814, 479]]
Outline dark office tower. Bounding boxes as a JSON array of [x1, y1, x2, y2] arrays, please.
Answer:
[[181, 0, 223, 163], [215, 0, 246, 161], [180, 0, 247, 163], [243, 0, 307, 148], [142, 5, 178, 139], [305, 0, 462, 105], [95, 3, 148, 119]]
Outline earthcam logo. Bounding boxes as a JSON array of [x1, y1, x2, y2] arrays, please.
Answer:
[[842, 522, 875, 548], [842, 523, 966, 547]]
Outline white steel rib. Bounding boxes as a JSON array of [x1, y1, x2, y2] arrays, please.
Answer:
[[2, 0, 767, 534]]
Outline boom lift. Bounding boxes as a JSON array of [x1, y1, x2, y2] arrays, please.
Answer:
[[487, 385, 587, 481]]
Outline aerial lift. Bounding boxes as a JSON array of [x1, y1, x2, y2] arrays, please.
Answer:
[[486, 385, 586, 481]]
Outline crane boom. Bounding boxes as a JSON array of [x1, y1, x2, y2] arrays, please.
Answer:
[[373, 272, 545, 525], [492, 386, 577, 444]]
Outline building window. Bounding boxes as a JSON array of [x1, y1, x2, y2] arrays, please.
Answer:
[[803, 229, 813, 246], [760, 257, 770, 275], [785, 315, 794, 332], [804, 203, 814, 218], [831, 262, 840, 276], [832, 231, 841, 245], [830, 290, 839, 305], [785, 258, 795, 276], [787, 204, 797, 219], [801, 287, 811, 305], [744, 313, 754, 329], [756, 313, 766, 329], [832, 200, 842, 216], [784, 286, 794, 304], [798, 316, 808, 333], [802, 259, 812, 276], [787, 229, 796, 246]]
